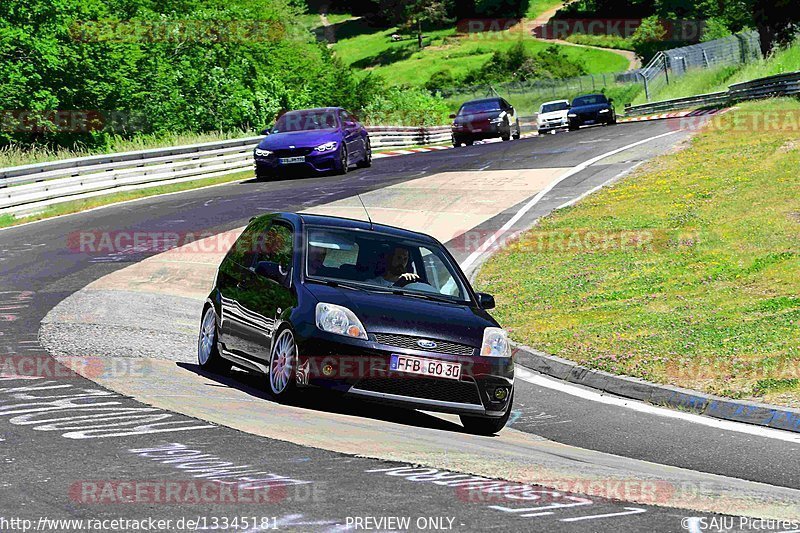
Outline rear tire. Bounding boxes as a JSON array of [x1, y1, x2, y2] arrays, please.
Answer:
[[198, 306, 231, 374], [460, 392, 513, 435], [357, 138, 372, 168]]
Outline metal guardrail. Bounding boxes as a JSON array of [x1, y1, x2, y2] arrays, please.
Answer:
[[624, 71, 800, 116], [0, 126, 452, 217]]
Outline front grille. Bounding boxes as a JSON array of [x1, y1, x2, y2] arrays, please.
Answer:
[[373, 333, 475, 356], [353, 377, 482, 405], [273, 148, 314, 157]]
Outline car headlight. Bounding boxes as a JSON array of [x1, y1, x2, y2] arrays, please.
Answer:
[[599, 109, 610, 113], [254, 148, 272, 157], [568, 113, 577, 118], [314, 141, 338, 152], [315, 303, 367, 339], [480, 327, 510, 358]]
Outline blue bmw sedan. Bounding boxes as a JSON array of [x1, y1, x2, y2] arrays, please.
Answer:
[[254, 108, 371, 179]]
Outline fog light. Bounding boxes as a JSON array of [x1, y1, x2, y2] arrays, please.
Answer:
[[494, 387, 509, 401], [322, 364, 334, 376]]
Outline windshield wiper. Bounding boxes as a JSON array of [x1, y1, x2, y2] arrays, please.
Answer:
[[390, 289, 462, 305]]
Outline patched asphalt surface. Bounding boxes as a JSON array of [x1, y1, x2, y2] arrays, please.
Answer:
[[0, 121, 762, 531]]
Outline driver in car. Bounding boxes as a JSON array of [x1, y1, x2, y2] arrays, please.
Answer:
[[367, 246, 420, 287]]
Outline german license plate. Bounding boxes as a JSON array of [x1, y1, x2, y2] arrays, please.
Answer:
[[279, 156, 305, 164], [390, 354, 461, 380], [584, 120, 595, 125]]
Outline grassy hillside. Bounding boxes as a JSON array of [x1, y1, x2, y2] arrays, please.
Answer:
[[331, 23, 630, 87], [477, 98, 800, 407]]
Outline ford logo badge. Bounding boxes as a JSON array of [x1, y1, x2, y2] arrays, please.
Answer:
[[417, 339, 437, 350]]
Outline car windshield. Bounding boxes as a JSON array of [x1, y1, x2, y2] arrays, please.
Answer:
[[458, 100, 502, 115], [272, 111, 338, 133], [541, 102, 569, 113], [305, 227, 469, 303], [572, 95, 607, 106]]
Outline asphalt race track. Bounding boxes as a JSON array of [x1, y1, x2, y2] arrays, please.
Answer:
[[2, 120, 799, 532]]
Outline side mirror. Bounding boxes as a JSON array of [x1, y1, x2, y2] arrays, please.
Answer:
[[261, 127, 271, 136], [608, 99, 614, 104], [449, 113, 457, 119], [344, 120, 357, 128], [254, 260, 289, 285], [475, 292, 495, 310]]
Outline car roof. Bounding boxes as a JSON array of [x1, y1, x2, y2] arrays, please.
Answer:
[[461, 97, 503, 105], [271, 212, 440, 244], [541, 100, 570, 105], [573, 94, 606, 100], [282, 107, 343, 114]]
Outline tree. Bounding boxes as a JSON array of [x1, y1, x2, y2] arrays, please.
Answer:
[[396, 1, 452, 49], [749, 0, 800, 55]]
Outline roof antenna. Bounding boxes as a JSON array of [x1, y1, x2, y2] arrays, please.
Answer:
[[357, 194, 374, 230]]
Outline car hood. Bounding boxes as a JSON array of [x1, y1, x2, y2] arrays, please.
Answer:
[[259, 130, 340, 150], [454, 110, 505, 124], [539, 110, 568, 120], [571, 103, 610, 114], [304, 282, 498, 347]]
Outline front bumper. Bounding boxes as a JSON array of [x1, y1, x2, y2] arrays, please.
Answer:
[[538, 118, 568, 132], [255, 152, 339, 175], [295, 329, 514, 418], [569, 113, 611, 127], [452, 122, 506, 140]]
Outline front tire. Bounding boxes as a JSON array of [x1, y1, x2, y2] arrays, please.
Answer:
[[337, 146, 349, 175], [512, 120, 521, 140], [268, 328, 298, 400], [198, 306, 231, 373], [460, 392, 513, 435]]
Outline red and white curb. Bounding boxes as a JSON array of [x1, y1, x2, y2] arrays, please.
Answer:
[[620, 108, 727, 123]]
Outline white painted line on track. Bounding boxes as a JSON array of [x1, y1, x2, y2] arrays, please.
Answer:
[[515, 366, 800, 444], [458, 130, 680, 270]]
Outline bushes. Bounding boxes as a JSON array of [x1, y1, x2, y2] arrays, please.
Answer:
[[0, 0, 440, 153], [461, 42, 586, 85]]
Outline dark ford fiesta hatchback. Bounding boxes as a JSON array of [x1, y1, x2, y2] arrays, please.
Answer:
[[198, 213, 514, 434]]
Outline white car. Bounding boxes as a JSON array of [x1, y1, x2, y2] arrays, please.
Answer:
[[537, 100, 571, 134]]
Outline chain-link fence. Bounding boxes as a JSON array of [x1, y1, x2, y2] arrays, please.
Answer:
[[441, 31, 762, 115], [639, 31, 761, 100]]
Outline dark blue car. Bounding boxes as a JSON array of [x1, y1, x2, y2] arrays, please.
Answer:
[[568, 94, 617, 131], [254, 107, 371, 179], [198, 213, 515, 435]]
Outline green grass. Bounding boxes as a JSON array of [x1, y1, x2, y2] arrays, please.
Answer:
[[476, 98, 800, 407], [565, 33, 635, 51], [333, 27, 630, 87], [0, 170, 253, 229], [632, 41, 800, 105], [525, 0, 564, 19], [0, 130, 255, 169]]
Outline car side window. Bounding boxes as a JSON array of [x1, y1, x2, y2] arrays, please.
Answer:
[[226, 216, 275, 267], [254, 222, 294, 269], [420, 247, 460, 297]]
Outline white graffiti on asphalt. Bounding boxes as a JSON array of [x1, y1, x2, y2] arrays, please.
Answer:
[[0, 378, 214, 439]]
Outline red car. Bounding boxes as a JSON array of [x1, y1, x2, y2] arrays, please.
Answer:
[[451, 97, 521, 147]]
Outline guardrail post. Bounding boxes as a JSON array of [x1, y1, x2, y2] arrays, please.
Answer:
[[639, 72, 650, 102], [664, 55, 670, 85]]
